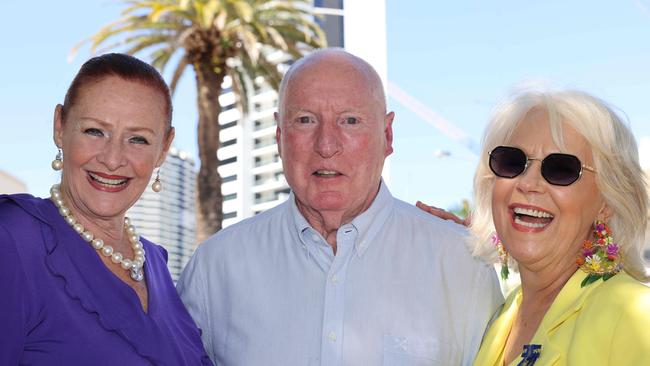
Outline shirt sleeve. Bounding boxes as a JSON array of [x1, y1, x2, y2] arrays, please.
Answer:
[[0, 223, 28, 365], [461, 263, 504, 366], [177, 249, 216, 363], [608, 289, 650, 365]]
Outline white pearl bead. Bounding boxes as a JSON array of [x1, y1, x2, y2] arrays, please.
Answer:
[[132, 259, 143, 269], [151, 180, 162, 192], [64, 215, 76, 225], [81, 231, 94, 242], [91, 238, 104, 250], [59, 206, 70, 216], [134, 248, 145, 257], [51, 190, 61, 200], [121, 259, 133, 270], [124, 217, 131, 225], [51, 159, 63, 171], [132, 241, 143, 250], [54, 198, 64, 207], [111, 252, 123, 264], [73, 223, 84, 233], [126, 225, 136, 235], [101, 245, 114, 257], [50, 185, 60, 195], [128, 234, 139, 244]]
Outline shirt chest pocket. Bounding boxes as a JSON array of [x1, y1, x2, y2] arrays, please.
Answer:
[[382, 335, 460, 366]]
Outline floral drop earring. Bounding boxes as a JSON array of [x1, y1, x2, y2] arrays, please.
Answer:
[[576, 220, 622, 287]]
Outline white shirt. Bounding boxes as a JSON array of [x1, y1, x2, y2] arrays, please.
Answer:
[[177, 182, 503, 365]]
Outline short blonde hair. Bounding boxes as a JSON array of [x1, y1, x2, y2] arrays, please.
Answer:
[[470, 89, 649, 281]]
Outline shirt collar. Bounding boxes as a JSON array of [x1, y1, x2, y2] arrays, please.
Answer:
[[288, 180, 394, 258]]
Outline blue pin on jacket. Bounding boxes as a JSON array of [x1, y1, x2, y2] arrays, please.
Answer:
[[517, 344, 542, 366]]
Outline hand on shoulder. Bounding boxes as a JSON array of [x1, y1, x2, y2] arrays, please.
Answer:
[[415, 201, 471, 227]]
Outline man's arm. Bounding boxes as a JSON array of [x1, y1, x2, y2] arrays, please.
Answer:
[[177, 249, 216, 363], [461, 262, 504, 365]]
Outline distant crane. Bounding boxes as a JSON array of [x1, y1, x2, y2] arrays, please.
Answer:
[[387, 81, 480, 155]]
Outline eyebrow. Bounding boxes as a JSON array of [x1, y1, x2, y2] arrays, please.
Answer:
[[77, 116, 156, 135]]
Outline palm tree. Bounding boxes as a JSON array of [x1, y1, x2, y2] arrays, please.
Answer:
[[77, 0, 326, 241]]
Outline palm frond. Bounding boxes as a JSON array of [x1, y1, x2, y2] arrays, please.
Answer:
[[169, 55, 190, 94]]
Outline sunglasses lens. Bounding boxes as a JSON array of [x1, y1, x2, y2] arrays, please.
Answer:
[[541, 154, 582, 186], [489, 146, 527, 178]]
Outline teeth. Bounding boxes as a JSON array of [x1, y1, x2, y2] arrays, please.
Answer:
[[89, 172, 127, 185], [514, 216, 548, 228], [513, 207, 553, 218], [315, 170, 339, 176]]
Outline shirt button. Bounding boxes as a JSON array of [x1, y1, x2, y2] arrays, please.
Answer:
[[328, 331, 337, 342], [331, 275, 339, 284]]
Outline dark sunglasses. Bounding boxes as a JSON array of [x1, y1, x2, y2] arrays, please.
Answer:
[[488, 146, 596, 186]]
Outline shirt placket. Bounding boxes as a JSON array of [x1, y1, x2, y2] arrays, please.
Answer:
[[319, 225, 357, 366]]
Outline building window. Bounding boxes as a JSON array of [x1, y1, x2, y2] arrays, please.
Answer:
[[220, 156, 237, 165], [317, 14, 344, 47], [221, 120, 237, 129], [224, 193, 237, 201], [224, 211, 237, 219], [222, 174, 237, 183], [221, 138, 237, 147], [314, 0, 343, 9]]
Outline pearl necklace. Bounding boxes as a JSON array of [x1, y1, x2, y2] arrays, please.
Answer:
[[49, 184, 146, 281]]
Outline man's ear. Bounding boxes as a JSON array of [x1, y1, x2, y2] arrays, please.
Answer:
[[53, 104, 64, 148], [384, 111, 395, 157], [275, 112, 282, 156]]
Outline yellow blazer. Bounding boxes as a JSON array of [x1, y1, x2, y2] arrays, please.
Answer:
[[473, 270, 650, 366]]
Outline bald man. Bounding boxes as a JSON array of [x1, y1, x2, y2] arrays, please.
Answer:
[[178, 49, 503, 365]]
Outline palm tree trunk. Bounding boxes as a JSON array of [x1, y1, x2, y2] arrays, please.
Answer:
[[193, 59, 225, 243]]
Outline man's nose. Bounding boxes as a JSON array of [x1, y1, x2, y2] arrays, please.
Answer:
[[314, 122, 342, 158]]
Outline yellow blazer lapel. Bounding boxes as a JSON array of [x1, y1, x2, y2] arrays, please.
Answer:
[[527, 270, 603, 364]]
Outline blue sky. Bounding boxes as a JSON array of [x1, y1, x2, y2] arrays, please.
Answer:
[[2, 1, 650, 211]]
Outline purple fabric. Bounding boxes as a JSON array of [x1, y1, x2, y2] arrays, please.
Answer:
[[0, 194, 213, 366]]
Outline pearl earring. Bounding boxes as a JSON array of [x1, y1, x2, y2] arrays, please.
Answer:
[[51, 148, 63, 171], [151, 170, 162, 192]]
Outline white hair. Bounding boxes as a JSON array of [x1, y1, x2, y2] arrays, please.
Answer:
[[470, 89, 649, 281]]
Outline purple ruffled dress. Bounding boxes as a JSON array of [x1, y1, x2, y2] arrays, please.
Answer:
[[0, 194, 213, 365]]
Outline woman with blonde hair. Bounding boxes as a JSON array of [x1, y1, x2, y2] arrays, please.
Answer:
[[424, 89, 650, 364]]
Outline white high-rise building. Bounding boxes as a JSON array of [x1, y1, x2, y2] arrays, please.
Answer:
[[128, 147, 196, 282], [218, 0, 388, 227]]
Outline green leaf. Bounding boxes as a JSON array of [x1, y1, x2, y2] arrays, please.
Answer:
[[500, 265, 509, 281], [602, 272, 616, 281], [581, 274, 602, 288]]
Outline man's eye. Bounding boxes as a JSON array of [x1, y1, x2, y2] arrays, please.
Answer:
[[298, 116, 312, 124], [84, 128, 104, 136], [344, 117, 358, 125], [129, 136, 149, 145]]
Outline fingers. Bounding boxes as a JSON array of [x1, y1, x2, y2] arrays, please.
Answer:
[[416, 201, 467, 226]]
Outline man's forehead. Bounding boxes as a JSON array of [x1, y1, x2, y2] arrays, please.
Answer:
[[279, 50, 387, 114], [283, 82, 383, 112]]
